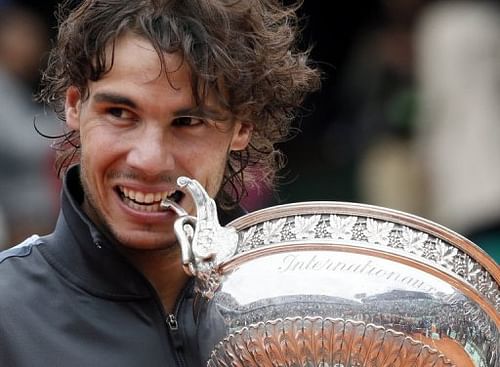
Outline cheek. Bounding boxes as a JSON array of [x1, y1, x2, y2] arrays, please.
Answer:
[[79, 128, 124, 181], [180, 148, 225, 175], [180, 135, 231, 188], [181, 131, 231, 164]]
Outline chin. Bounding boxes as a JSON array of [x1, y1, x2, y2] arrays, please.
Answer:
[[121, 241, 180, 253], [114, 231, 179, 252]]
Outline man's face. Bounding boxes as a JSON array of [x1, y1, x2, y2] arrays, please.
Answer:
[[65, 34, 251, 251]]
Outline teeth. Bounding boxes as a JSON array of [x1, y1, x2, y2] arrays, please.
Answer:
[[135, 191, 144, 203], [120, 186, 172, 205], [119, 185, 185, 213], [125, 187, 134, 199], [144, 193, 154, 204], [123, 197, 162, 212]]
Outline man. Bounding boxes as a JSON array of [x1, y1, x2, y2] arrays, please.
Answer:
[[0, 0, 319, 366]]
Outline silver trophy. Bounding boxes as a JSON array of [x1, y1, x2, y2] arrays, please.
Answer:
[[165, 177, 499, 367]]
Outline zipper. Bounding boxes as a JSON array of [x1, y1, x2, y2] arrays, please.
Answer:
[[167, 313, 179, 331], [107, 234, 191, 367], [165, 281, 194, 367], [135, 273, 189, 366], [167, 312, 185, 360]]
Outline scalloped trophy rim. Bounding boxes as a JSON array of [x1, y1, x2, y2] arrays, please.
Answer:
[[227, 201, 499, 282], [226, 201, 499, 313]]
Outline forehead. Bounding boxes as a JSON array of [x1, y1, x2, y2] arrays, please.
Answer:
[[102, 33, 192, 88], [89, 33, 226, 117]]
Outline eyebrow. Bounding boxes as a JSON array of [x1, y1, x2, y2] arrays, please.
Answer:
[[174, 106, 227, 121], [93, 92, 137, 109], [93, 92, 228, 120]]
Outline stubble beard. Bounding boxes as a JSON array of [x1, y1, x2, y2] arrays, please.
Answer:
[[78, 146, 231, 253]]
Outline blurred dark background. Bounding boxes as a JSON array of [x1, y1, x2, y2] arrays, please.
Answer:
[[1, 0, 499, 261]]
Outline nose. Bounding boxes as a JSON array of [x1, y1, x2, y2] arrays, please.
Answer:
[[126, 125, 175, 177]]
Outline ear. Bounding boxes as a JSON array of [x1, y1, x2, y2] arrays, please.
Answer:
[[65, 86, 82, 130], [230, 122, 253, 151]]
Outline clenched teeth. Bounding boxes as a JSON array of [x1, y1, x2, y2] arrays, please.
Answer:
[[124, 198, 163, 212], [121, 187, 176, 204], [119, 186, 183, 213]]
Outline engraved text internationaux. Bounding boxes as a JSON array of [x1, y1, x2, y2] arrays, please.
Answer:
[[277, 253, 442, 294]]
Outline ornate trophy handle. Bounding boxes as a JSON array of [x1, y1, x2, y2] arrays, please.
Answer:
[[162, 177, 239, 288]]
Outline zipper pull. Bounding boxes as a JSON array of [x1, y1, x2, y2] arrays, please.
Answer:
[[167, 314, 179, 330], [167, 314, 184, 351]]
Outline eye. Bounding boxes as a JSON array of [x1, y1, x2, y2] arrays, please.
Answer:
[[107, 107, 134, 120], [173, 116, 204, 127]]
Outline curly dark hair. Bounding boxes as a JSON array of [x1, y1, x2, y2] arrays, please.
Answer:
[[38, 0, 320, 207]]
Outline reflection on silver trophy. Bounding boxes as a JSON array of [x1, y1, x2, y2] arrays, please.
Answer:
[[165, 177, 499, 367]]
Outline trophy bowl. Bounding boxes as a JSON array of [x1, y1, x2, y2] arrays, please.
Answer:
[[170, 178, 499, 367]]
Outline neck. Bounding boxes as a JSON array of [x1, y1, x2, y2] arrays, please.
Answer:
[[122, 247, 189, 314]]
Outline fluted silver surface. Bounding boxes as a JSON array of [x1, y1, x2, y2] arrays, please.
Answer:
[[173, 178, 499, 367]]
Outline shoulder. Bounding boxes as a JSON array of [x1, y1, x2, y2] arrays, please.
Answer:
[[0, 235, 43, 264], [0, 234, 57, 316], [0, 234, 48, 295]]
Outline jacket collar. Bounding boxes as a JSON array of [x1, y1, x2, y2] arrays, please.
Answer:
[[40, 165, 153, 299]]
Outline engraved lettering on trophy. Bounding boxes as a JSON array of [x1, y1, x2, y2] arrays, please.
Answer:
[[277, 254, 439, 293], [277, 254, 373, 273]]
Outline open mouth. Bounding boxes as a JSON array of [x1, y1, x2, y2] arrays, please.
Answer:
[[117, 186, 184, 213]]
